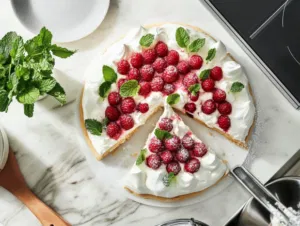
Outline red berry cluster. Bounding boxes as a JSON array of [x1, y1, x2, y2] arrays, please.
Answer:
[[146, 118, 208, 174]]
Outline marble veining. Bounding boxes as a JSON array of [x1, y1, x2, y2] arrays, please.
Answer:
[[0, 0, 300, 225]]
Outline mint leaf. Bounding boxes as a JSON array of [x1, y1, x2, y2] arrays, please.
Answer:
[[85, 119, 102, 136], [188, 83, 200, 95], [199, 69, 211, 81], [24, 104, 34, 117], [37, 78, 57, 93], [206, 48, 216, 61], [139, 34, 154, 47], [176, 27, 190, 48], [154, 128, 172, 140], [102, 117, 109, 128], [103, 65, 117, 83], [163, 172, 175, 187], [188, 38, 205, 52], [24, 27, 52, 55], [47, 82, 66, 104], [99, 81, 111, 98], [50, 44, 76, 58], [120, 80, 140, 97], [0, 32, 19, 60], [167, 93, 180, 105], [15, 65, 30, 80], [0, 90, 9, 112], [10, 36, 24, 60], [230, 82, 245, 93], [17, 86, 40, 104], [136, 149, 147, 165]]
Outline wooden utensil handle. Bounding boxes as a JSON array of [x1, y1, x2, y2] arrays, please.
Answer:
[[5, 185, 71, 226]]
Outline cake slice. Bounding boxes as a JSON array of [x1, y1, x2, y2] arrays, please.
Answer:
[[124, 103, 228, 200]]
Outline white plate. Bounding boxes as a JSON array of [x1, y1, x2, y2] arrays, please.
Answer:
[[75, 52, 250, 207], [11, 0, 110, 43]]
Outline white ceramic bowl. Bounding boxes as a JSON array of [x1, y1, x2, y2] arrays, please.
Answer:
[[0, 125, 9, 171]]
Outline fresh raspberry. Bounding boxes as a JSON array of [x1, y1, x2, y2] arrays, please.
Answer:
[[148, 137, 163, 153], [162, 65, 179, 83], [105, 106, 120, 121], [159, 118, 173, 132], [189, 55, 203, 69], [128, 68, 140, 81], [202, 78, 215, 92], [218, 101, 232, 115], [177, 61, 190, 74], [213, 89, 226, 102], [106, 122, 121, 139], [166, 161, 181, 175], [166, 50, 179, 65], [184, 158, 200, 173], [182, 134, 195, 150], [184, 103, 196, 113], [201, 99, 216, 115], [160, 150, 173, 164], [117, 78, 127, 89], [140, 65, 154, 81], [189, 92, 199, 101], [120, 97, 136, 114], [143, 49, 157, 64], [155, 41, 168, 57], [137, 103, 149, 113], [120, 114, 134, 130], [138, 81, 151, 96], [153, 57, 167, 73], [130, 53, 144, 68], [176, 148, 190, 163], [193, 142, 208, 157], [218, 115, 231, 131], [117, 59, 130, 75], [164, 135, 181, 152], [182, 72, 198, 88], [146, 154, 162, 169], [163, 84, 175, 95], [210, 66, 223, 81], [151, 76, 164, 91], [108, 92, 121, 106]]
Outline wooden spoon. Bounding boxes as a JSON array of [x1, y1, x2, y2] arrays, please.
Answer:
[[0, 149, 71, 226]]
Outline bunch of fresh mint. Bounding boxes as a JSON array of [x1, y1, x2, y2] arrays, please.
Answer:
[[0, 27, 75, 117]]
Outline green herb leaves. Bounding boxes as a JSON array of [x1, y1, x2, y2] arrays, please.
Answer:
[[103, 65, 117, 83], [0, 26, 75, 117], [230, 82, 245, 93], [206, 48, 216, 62], [154, 128, 172, 140], [120, 80, 140, 97], [199, 69, 211, 81], [163, 172, 176, 187], [99, 81, 112, 98], [188, 84, 200, 95], [136, 149, 147, 165], [167, 93, 180, 105], [176, 27, 206, 53], [139, 34, 154, 47], [188, 38, 205, 52], [176, 27, 190, 48], [85, 119, 103, 136]]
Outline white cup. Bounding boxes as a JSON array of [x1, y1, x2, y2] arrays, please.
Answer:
[[0, 125, 9, 171]]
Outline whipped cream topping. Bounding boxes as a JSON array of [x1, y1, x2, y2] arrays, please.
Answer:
[[82, 23, 255, 156], [124, 103, 227, 198]]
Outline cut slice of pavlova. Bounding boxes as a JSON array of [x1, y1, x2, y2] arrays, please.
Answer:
[[124, 103, 228, 200]]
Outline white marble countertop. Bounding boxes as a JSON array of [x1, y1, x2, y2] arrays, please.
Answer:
[[1, 0, 300, 225]]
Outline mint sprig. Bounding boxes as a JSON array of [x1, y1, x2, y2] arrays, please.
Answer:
[[120, 80, 140, 97], [188, 83, 200, 95], [99, 81, 111, 98], [188, 38, 205, 52], [199, 69, 211, 81], [136, 149, 147, 165], [230, 82, 245, 93], [163, 172, 176, 187], [206, 48, 216, 62], [0, 27, 75, 117], [167, 93, 180, 105], [176, 27, 190, 48], [103, 65, 117, 83], [85, 119, 103, 136], [154, 128, 172, 140], [139, 34, 154, 47]]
